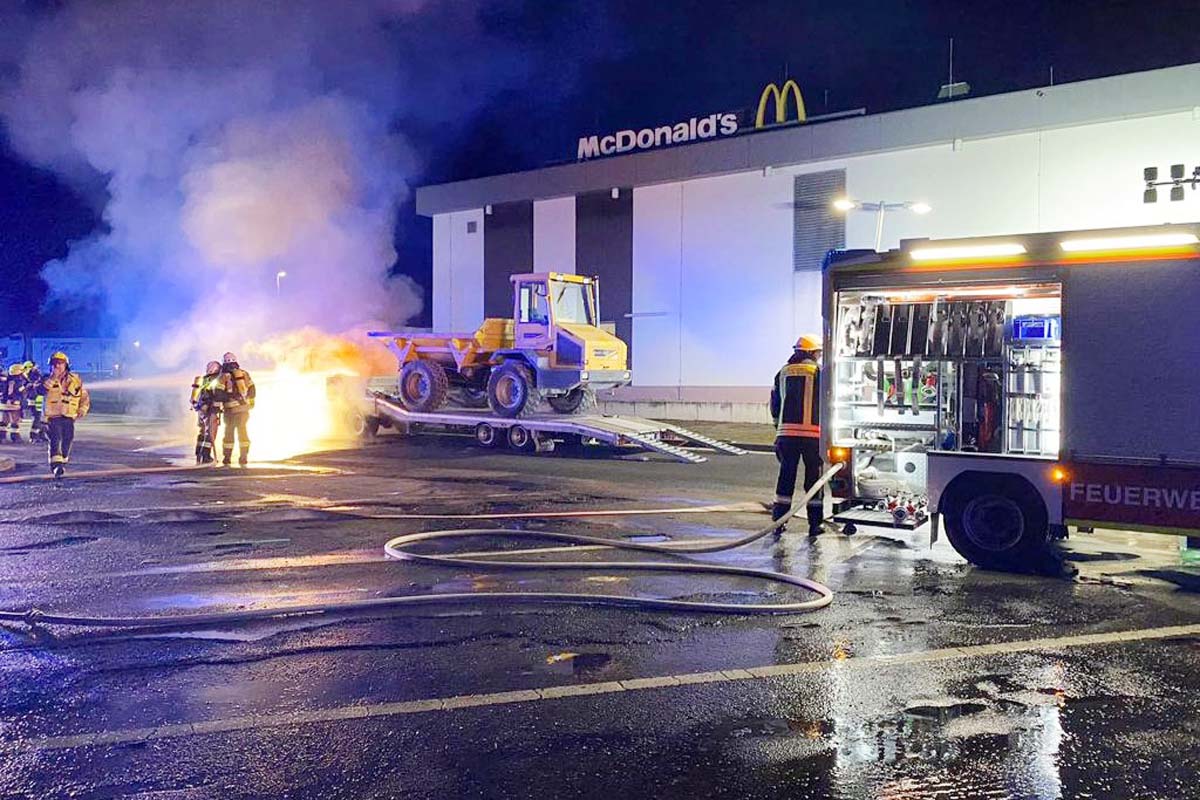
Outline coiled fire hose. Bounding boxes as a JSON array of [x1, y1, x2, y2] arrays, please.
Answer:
[[0, 465, 842, 629]]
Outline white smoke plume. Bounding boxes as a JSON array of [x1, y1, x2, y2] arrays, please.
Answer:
[[0, 0, 505, 371]]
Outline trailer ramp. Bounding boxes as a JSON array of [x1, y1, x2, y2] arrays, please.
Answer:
[[367, 393, 747, 464]]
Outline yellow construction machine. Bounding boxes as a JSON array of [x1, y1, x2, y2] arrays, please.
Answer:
[[371, 273, 630, 417]]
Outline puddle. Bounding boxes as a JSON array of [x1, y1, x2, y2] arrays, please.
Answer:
[[0, 534, 100, 553], [1063, 551, 1139, 563], [544, 651, 613, 676], [13, 510, 128, 525], [700, 717, 834, 749]]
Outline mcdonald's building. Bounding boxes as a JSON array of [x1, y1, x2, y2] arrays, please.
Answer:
[[415, 62, 1200, 421]]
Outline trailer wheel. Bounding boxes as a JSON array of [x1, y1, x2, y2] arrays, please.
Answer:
[[942, 473, 1050, 571], [475, 423, 500, 448], [487, 362, 542, 418], [399, 361, 449, 412], [547, 387, 596, 415], [350, 411, 381, 439], [507, 425, 536, 452]]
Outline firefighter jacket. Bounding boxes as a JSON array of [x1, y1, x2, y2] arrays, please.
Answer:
[[770, 354, 821, 439], [191, 374, 222, 414], [0, 372, 28, 412], [217, 364, 255, 412], [42, 372, 90, 420], [23, 368, 42, 409]]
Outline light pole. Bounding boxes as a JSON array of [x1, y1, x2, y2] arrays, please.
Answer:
[[276, 270, 287, 296], [833, 198, 932, 251]]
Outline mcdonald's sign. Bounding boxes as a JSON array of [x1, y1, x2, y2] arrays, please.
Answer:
[[575, 79, 811, 160], [755, 79, 807, 128]]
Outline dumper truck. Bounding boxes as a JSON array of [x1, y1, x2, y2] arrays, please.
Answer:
[[822, 222, 1200, 571], [371, 272, 630, 418]]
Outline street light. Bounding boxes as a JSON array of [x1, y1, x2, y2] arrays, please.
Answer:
[[276, 270, 287, 296], [832, 197, 932, 251]]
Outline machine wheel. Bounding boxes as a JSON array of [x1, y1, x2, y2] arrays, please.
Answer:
[[547, 387, 596, 415], [399, 361, 449, 413], [841, 523, 858, 536], [475, 423, 500, 449], [507, 425, 537, 452], [942, 473, 1049, 572], [487, 361, 542, 418]]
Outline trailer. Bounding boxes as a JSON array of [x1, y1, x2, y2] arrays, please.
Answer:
[[822, 223, 1200, 570], [331, 377, 749, 464]]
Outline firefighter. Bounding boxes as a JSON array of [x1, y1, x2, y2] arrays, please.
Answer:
[[1, 363, 29, 443], [190, 360, 223, 464], [23, 361, 47, 443], [41, 351, 90, 478], [216, 351, 255, 466], [770, 334, 825, 536]]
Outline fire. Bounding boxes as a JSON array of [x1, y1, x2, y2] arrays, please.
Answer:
[[237, 327, 392, 462], [243, 366, 341, 461]]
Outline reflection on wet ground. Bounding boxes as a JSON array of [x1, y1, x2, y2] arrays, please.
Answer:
[[0, 424, 1198, 798]]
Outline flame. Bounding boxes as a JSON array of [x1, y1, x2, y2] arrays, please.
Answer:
[[243, 366, 342, 461], [234, 327, 393, 462]]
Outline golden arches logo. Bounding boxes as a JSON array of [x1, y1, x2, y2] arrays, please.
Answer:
[[755, 79, 807, 128]]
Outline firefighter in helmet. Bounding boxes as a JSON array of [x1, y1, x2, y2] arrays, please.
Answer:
[[22, 361, 47, 443], [41, 351, 90, 478], [216, 352, 255, 466], [770, 334, 826, 536], [0, 363, 25, 442], [190, 360, 223, 464]]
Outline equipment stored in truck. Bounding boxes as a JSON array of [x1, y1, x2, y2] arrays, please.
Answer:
[[822, 223, 1200, 571]]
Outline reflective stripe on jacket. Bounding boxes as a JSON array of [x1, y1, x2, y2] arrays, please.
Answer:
[[43, 372, 90, 419], [770, 358, 820, 439]]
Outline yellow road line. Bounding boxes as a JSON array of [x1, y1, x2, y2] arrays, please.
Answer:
[[7, 621, 1199, 753]]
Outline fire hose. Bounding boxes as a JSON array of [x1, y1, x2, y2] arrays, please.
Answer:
[[0, 466, 842, 629]]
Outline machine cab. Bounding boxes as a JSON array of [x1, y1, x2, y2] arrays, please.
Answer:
[[511, 272, 599, 350]]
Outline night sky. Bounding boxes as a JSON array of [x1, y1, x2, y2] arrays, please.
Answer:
[[2, 0, 1198, 332]]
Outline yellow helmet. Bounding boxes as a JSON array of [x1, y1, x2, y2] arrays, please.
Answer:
[[7, 363, 23, 376], [48, 351, 70, 367], [795, 334, 822, 351]]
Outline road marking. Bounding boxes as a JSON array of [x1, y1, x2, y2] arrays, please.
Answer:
[[6, 621, 1199, 753]]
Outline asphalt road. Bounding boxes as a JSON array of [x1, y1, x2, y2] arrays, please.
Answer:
[[2, 416, 1199, 799]]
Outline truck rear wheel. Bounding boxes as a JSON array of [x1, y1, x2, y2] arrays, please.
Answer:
[[942, 473, 1050, 572], [399, 361, 449, 413], [487, 362, 542, 418], [547, 387, 596, 415]]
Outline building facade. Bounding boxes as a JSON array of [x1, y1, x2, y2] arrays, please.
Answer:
[[416, 63, 1200, 421]]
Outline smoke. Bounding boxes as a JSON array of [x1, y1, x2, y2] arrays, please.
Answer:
[[0, 0, 513, 372]]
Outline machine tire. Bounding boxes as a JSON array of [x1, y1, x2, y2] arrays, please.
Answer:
[[487, 361, 542, 418], [841, 523, 857, 536], [942, 473, 1050, 572], [547, 387, 596, 415], [475, 423, 500, 449], [507, 425, 537, 452], [399, 361, 449, 413]]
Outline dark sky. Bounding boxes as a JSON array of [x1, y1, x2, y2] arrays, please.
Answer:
[[3, 0, 1199, 332]]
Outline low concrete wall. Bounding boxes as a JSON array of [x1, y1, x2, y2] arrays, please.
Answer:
[[596, 385, 771, 423], [597, 400, 771, 423]]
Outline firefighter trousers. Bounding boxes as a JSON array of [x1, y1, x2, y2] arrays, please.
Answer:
[[773, 436, 824, 533], [47, 417, 75, 468], [222, 410, 250, 465], [196, 411, 220, 463]]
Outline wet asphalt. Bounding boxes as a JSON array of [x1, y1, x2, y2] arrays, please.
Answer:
[[1, 417, 1200, 799]]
